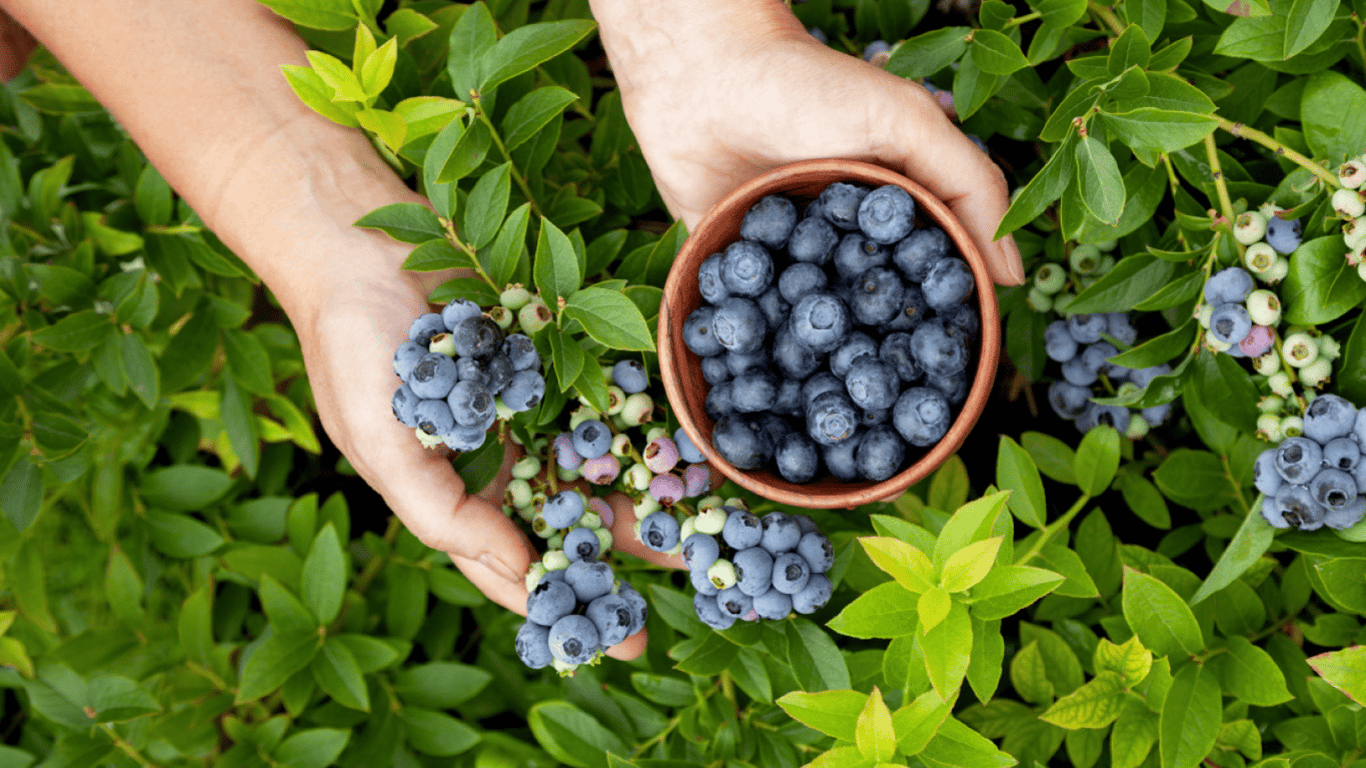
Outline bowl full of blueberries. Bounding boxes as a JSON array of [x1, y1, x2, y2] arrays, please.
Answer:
[[659, 160, 1000, 509]]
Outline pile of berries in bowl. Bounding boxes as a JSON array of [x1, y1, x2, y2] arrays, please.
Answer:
[[659, 160, 999, 509], [1255, 394, 1366, 532]]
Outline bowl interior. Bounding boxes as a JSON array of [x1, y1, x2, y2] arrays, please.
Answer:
[[659, 159, 1001, 509]]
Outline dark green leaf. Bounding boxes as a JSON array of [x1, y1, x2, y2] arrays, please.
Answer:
[[1107, 25, 1151, 77], [484, 202, 531, 288], [141, 465, 232, 510], [996, 134, 1075, 238], [1075, 136, 1125, 225], [311, 638, 369, 711], [1067, 255, 1177, 315], [31, 310, 112, 353], [1100, 108, 1219, 153], [970, 29, 1029, 75], [401, 707, 481, 756], [527, 701, 626, 768], [462, 163, 512, 250], [402, 239, 465, 272], [787, 617, 852, 692], [302, 524, 345, 625], [236, 629, 321, 703], [886, 27, 970, 79], [1159, 664, 1222, 768], [563, 288, 654, 352], [1074, 425, 1120, 497], [1030, 0, 1089, 27], [534, 219, 581, 305], [436, 118, 491, 184], [354, 203, 445, 244], [997, 436, 1045, 528], [0, 459, 42, 532], [1152, 448, 1237, 511], [481, 20, 598, 92], [1107, 321, 1195, 369], [1301, 71, 1366, 160], [147, 511, 225, 558], [1282, 236, 1366, 324], [503, 87, 579, 151]]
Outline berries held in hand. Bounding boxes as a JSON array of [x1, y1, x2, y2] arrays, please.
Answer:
[[640, 511, 681, 552], [409, 353, 458, 399]]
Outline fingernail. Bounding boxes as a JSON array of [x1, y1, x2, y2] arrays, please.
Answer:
[[479, 553, 522, 586], [1000, 237, 1026, 285]]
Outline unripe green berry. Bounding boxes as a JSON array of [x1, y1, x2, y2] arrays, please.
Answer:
[[645, 426, 669, 443], [1125, 414, 1150, 440], [694, 506, 726, 535], [1282, 332, 1318, 368], [512, 456, 541, 481], [502, 504, 515, 517], [1253, 352, 1280, 376], [606, 386, 628, 416], [1034, 263, 1066, 294], [611, 414, 629, 431], [517, 504, 537, 522], [525, 563, 548, 592], [696, 495, 725, 514], [1345, 219, 1366, 250], [416, 428, 445, 449], [723, 497, 748, 511], [625, 463, 652, 491], [546, 532, 564, 550], [595, 528, 613, 553], [1197, 303, 1214, 329], [551, 658, 576, 675], [1026, 287, 1053, 313], [500, 285, 533, 310], [1243, 242, 1277, 276], [1319, 335, 1342, 361], [428, 333, 457, 357], [1233, 210, 1268, 245], [633, 495, 661, 520], [1069, 244, 1101, 274], [569, 406, 600, 430], [1078, 275, 1099, 290], [558, 466, 581, 482], [1268, 371, 1294, 397], [1266, 257, 1289, 283], [1204, 334, 1231, 353], [532, 513, 554, 538], [708, 559, 737, 590], [1098, 255, 1115, 274], [1299, 357, 1333, 389], [621, 393, 654, 426], [1340, 158, 1366, 190], [518, 299, 552, 334], [1358, 261, 1366, 282], [1052, 292, 1075, 314], [488, 306, 514, 329], [1095, 238, 1118, 252], [543, 549, 570, 571], [610, 433, 633, 458], [505, 478, 533, 508], [494, 399, 516, 420], [1333, 188, 1366, 219], [1257, 395, 1285, 414], [579, 511, 604, 530], [679, 516, 697, 544], [1256, 413, 1283, 442], [1245, 289, 1281, 326], [1281, 414, 1305, 437]]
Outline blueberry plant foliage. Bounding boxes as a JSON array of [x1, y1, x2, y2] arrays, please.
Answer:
[[0, 0, 1360, 766]]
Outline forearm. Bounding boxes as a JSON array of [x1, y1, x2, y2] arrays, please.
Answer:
[[0, 0, 415, 317]]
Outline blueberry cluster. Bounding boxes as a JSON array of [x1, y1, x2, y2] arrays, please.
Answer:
[[684, 185, 980, 484], [1197, 267, 1278, 360], [1330, 156, 1366, 278], [1044, 312, 1172, 437], [679, 504, 834, 628], [391, 296, 547, 452], [1254, 394, 1366, 532], [1026, 241, 1117, 315]]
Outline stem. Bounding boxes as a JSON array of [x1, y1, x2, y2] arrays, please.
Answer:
[[1015, 494, 1090, 565], [1216, 118, 1341, 189], [1004, 11, 1043, 27], [1087, 1, 1126, 35], [1219, 453, 1250, 515], [1158, 154, 1192, 251], [1203, 134, 1236, 227], [1356, 19, 1366, 73], [101, 723, 159, 767], [471, 97, 542, 217]]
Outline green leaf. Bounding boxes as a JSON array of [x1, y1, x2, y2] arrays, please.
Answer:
[[87, 674, 162, 722], [1282, 236, 1366, 324], [220, 374, 259, 478], [919, 715, 1017, 768], [935, 491, 1011, 568], [919, 586, 954, 632], [677, 632, 740, 677], [1023, 431, 1078, 485], [968, 565, 1066, 620], [274, 729, 350, 768], [147, 511, 225, 558], [1284, 0, 1338, 57], [856, 688, 897, 762], [1094, 636, 1153, 687], [777, 689, 868, 742], [134, 164, 173, 227], [997, 436, 1046, 528], [1012, 641, 1055, 705], [1030, 0, 1089, 26], [787, 618, 852, 691], [1307, 646, 1366, 706], [630, 673, 694, 707], [0, 460, 42, 533], [502, 86, 580, 151], [534, 219, 581, 306], [311, 637, 369, 711], [178, 587, 215, 668], [891, 690, 953, 754], [995, 134, 1075, 238], [829, 581, 921, 638], [335, 634, 403, 673], [236, 630, 322, 704], [359, 36, 398, 97], [1041, 670, 1126, 728], [1075, 136, 1125, 225], [1107, 320, 1195, 368], [302, 524, 345, 625], [392, 97, 463, 140], [258, 0, 356, 30], [462, 163, 512, 251], [1191, 507, 1275, 604], [1107, 25, 1152, 76], [1111, 699, 1159, 768], [357, 108, 407, 152], [921, 600, 973, 699], [305, 50, 367, 102], [282, 65, 362, 127], [1159, 664, 1222, 768], [104, 547, 144, 625], [447, 2, 496, 101], [401, 707, 481, 756], [141, 465, 233, 511], [1152, 449, 1237, 512], [31, 310, 112, 353], [354, 203, 445, 244], [1210, 636, 1293, 706], [970, 29, 1029, 75], [481, 20, 598, 92], [436, 118, 492, 184], [1301, 71, 1366, 161], [1122, 567, 1204, 658], [395, 662, 493, 709], [1074, 425, 1120, 496], [260, 574, 318, 634], [941, 537, 1004, 592], [1066, 254, 1179, 315], [859, 537, 937, 593], [527, 701, 627, 768], [564, 288, 655, 352], [1035, 544, 1100, 598], [886, 27, 970, 79], [1100, 108, 1218, 153]]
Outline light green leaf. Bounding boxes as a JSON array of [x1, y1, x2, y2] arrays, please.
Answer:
[[1307, 646, 1366, 705], [856, 688, 897, 762], [891, 689, 953, 754], [997, 436, 1046, 528], [1122, 567, 1204, 658], [1191, 505, 1275, 604], [481, 20, 598, 92], [1040, 671, 1126, 729], [1011, 641, 1055, 705], [777, 689, 867, 742], [829, 582, 921, 639], [259, 0, 356, 30], [860, 536, 937, 593], [1074, 425, 1120, 497], [921, 600, 973, 699], [1211, 636, 1293, 706], [564, 288, 655, 352], [967, 565, 1066, 620], [941, 537, 1003, 592], [1158, 664, 1221, 768], [919, 587, 954, 633], [359, 36, 398, 97], [1094, 636, 1153, 688]]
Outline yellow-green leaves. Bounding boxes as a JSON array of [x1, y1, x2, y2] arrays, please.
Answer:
[[1308, 645, 1366, 705], [919, 587, 953, 633], [967, 565, 1066, 619], [1094, 636, 1153, 688], [856, 688, 897, 762], [1040, 671, 1126, 729], [941, 537, 1003, 592], [828, 581, 921, 639], [860, 537, 936, 594], [1011, 641, 1054, 705]]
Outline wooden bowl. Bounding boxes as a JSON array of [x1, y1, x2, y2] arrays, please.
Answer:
[[658, 159, 1001, 509]]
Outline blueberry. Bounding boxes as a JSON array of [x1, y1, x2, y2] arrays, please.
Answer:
[[845, 357, 901, 411], [584, 594, 634, 648], [1326, 495, 1366, 530], [802, 372, 845, 408], [892, 227, 951, 282], [1047, 381, 1091, 420], [881, 284, 930, 332], [448, 381, 496, 428], [675, 428, 707, 464], [543, 491, 586, 529], [732, 371, 780, 413], [694, 590, 736, 629], [722, 509, 764, 549], [753, 588, 793, 620], [833, 233, 891, 281], [775, 432, 820, 483], [503, 334, 540, 372], [501, 370, 544, 411], [1142, 402, 1172, 428], [414, 399, 456, 437], [818, 182, 870, 230], [617, 580, 648, 631], [755, 412, 794, 441], [409, 313, 447, 346], [760, 512, 802, 554], [791, 574, 832, 614], [564, 526, 601, 562], [443, 426, 487, 452], [711, 297, 768, 354], [797, 532, 834, 573], [1067, 314, 1108, 344], [771, 552, 812, 595], [483, 354, 514, 394], [922, 258, 975, 310], [702, 355, 731, 385], [1045, 321, 1079, 363], [394, 341, 428, 382], [941, 304, 980, 338], [515, 621, 553, 669], [564, 561, 614, 603], [526, 579, 577, 626], [1106, 313, 1137, 346], [1324, 437, 1360, 472], [856, 424, 906, 481], [548, 614, 600, 665], [773, 378, 804, 417], [1130, 364, 1172, 389], [893, 387, 952, 447], [705, 381, 735, 420], [640, 511, 681, 552], [850, 267, 906, 326], [692, 567, 720, 597], [1253, 449, 1283, 496], [1073, 403, 1100, 432], [858, 185, 916, 244], [734, 547, 775, 596], [451, 317, 504, 359], [409, 353, 459, 399], [788, 217, 839, 265], [910, 319, 969, 377], [925, 372, 967, 406], [773, 325, 823, 380], [862, 39, 892, 62], [441, 299, 482, 331], [804, 198, 826, 221], [791, 292, 853, 353], [712, 416, 774, 470], [1304, 393, 1358, 443], [720, 241, 775, 298], [1091, 404, 1131, 434], [823, 430, 865, 480], [807, 390, 859, 446], [393, 384, 420, 427], [716, 587, 754, 619], [455, 357, 490, 388], [1081, 343, 1117, 374], [1209, 303, 1253, 346], [1310, 468, 1358, 511], [683, 533, 720, 572], [612, 360, 649, 394], [1061, 355, 1098, 387], [699, 253, 730, 305], [1265, 216, 1302, 254], [779, 262, 829, 305], [573, 420, 612, 460], [831, 333, 879, 378], [683, 306, 724, 357], [1204, 267, 1256, 305], [723, 348, 767, 378], [757, 287, 789, 330], [740, 195, 798, 249], [1276, 484, 1328, 530], [880, 332, 922, 384], [1275, 437, 1324, 484], [861, 408, 891, 427]]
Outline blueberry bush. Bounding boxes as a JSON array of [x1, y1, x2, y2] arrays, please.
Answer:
[[0, 0, 1365, 766]]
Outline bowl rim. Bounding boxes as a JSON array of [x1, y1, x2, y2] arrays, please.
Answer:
[[658, 158, 1001, 509]]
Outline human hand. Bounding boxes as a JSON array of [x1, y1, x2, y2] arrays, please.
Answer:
[[594, 1, 1026, 285]]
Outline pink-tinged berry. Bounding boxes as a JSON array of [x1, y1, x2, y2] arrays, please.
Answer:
[[1240, 325, 1275, 357], [643, 437, 680, 474], [554, 433, 582, 470], [649, 473, 686, 505], [683, 463, 712, 497], [742, 608, 760, 622], [588, 496, 613, 528], [583, 455, 621, 485]]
